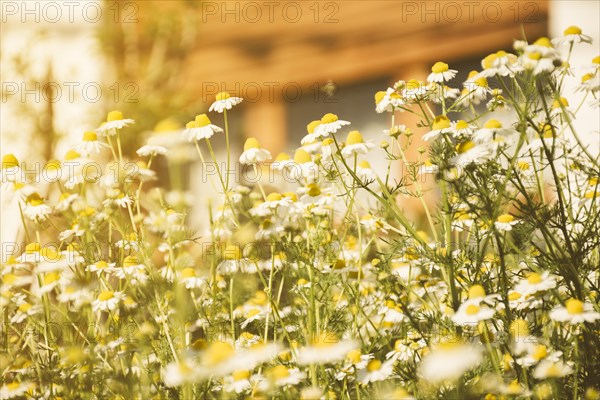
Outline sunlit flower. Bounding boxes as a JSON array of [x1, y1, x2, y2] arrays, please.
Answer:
[[239, 137, 272, 165], [549, 298, 600, 324], [264, 365, 305, 387], [75, 131, 108, 156], [97, 110, 134, 135], [313, 113, 350, 138], [494, 214, 520, 231], [552, 25, 592, 46], [184, 114, 223, 141], [422, 115, 451, 141], [341, 131, 374, 158], [92, 290, 125, 312], [451, 300, 495, 325], [136, 144, 167, 157], [209, 92, 242, 113], [0, 381, 35, 399], [514, 271, 556, 295], [419, 342, 482, 384], [533, 359, 574, 379], [357, 359, 395, 384], [22, 192, 51, 222], [296, 333, 357, 365], [427, 62, 457, 83], [375, 88, 404, 113]]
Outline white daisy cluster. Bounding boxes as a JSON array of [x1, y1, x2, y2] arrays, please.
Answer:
[[1, 28, 599, 400]]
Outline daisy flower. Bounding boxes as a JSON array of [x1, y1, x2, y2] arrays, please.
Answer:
[[552, 25, 592, 46], [10, 301, 42, 323], [55, 191, 77, 212], [0, 381, 35, 399], [301, 120, 325, 145], [341, 131, 375, 158], [478, 50, 523, 78], [223, 370, 252, 393], [136, 144, 167, 157], [239, 137, 272, 165], [74, 131, 108, 156], [97, 110, 134, 135], [374, 87, 404, 113], [494, 214, 520, 231], [418, 342, 482, 384], [209, 92, 242, 113], [313, 113, 350, 138], [576, 72, 599, 93], [184, 114, 223, 141], [22, 192, 51, 222], [178, 267, 205, 289], [357, 359, 395, 384], [217, 245, 249, 274], [427, 61, 457, 83], [42, 159, 62, 182], [451, 300, 496, 325], [288, 149, 318, 183], [86, 260, 115, 276], [163, 358, 200, 387], [451, 140, 493, 167], [1, 153, 21, 184], [92, 290, 125, 312], [264, 365, 305, 387], [514, 271, 557, 296], [473, 119, 517, 143], [533, 359, 574, 379], [296, 333, 357, 365], [271, 152, 294, 171], [355, 160, 376, 182], [549, 298, 600, 324], [461, 71, 491, 105], [422, 115, 451, 141]]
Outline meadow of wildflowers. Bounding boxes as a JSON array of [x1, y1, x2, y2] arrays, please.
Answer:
[[1, 27, 599, 400]]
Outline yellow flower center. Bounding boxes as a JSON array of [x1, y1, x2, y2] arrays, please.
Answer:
[[98, 291, 114, 301], [358, 160, 371, 168], [321, 113, 338, 124], [276, 152, 290, 161], [497, 214, 514, 223], [215, 92, 231, 101], [482, 53, 498, 69], [18, 303, 32, 313], [509, 291, 522, 301], [534, 37, 552, 47], [346, 130, 364, 145], [322, 138, 334, 146], [465, 304, 480, 315], [204, 341, 234, 365], [195, 114, 211, 127], [223, 245, 242, 260], [2, 154, 19, 169], [431, 61, 449, 73], [456, 140, 475, 154], [181, 268, 196, 278], [374, 91, 386, 104], [455, 120, 469, 130], [269, 365, 290, 379], [64, 150, 81, 161], [244, 137, 261, 151], [26, 193, 44, 206], [347, 349, 362, 364], [484, 119, 502, 129], [592, 56, 600, 65], [306, 184, 321, 197], [582, 73, 594, 83], [307, 120, 321, 133], [232, 370, 250, 381], [25, 242, 41, 253], [432, 115, 451, 131], [566, 298, 584, 314], [564, 25, 582, 36], [283, 192, 298, 202], [123, 255, 139, 267], [44, 160, 61, 171], [366, 359, 382, 372], [510, 319, 529, 337], [585, 190, 599, 199], [528, 52, 542, 61], [267, 192, 282, 202], [40, 247, 59, 261], [532, 345, 547, 361], [95, 261, 109, 269], [469, 285, 486, 299], [82, 131, 98, 142], [518, 161, 530, 171], [107, 111, 124, 122], [527, 273, 542, 284], [474, 77, 488, 87]]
